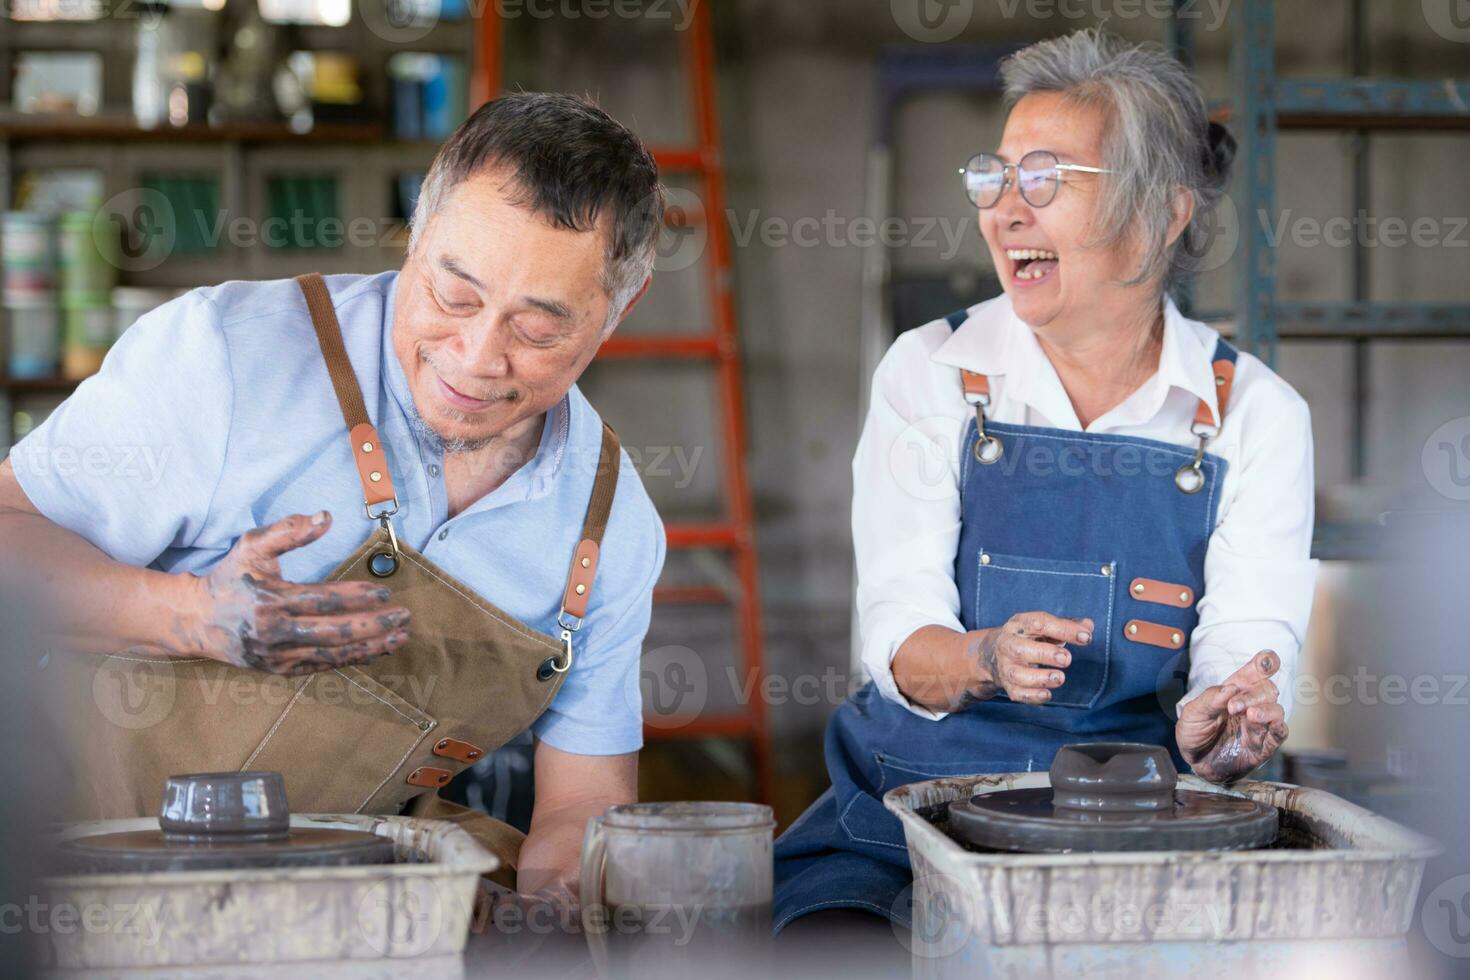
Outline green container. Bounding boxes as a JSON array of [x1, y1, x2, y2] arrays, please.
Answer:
[[58, 211, 119, 299], [61, 298, 113, 380]]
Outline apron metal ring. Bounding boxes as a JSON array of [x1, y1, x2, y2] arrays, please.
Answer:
[[1173, 463, 1205, 495], [973, 435, 1003, 465]]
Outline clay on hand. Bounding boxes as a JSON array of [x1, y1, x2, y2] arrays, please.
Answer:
[[1176, 650, 1289, 784], [964, 611, 1093, 706], [178, 511, 410, 674]]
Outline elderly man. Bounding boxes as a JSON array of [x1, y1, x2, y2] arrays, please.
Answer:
[[0, 93, 666, 909]]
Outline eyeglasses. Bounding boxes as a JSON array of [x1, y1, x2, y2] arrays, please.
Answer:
[[960, 150, 1113, 208]]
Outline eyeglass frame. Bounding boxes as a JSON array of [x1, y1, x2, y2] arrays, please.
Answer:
[[959, 150, 1114, 208]]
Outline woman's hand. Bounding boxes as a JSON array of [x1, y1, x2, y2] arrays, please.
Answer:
[[180, 511, 411, 674], [1176, 650, 1289, 783], [966, 612, 1093, 706]]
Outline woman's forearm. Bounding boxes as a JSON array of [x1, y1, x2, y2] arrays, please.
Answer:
[[891, 625, 996, 712]]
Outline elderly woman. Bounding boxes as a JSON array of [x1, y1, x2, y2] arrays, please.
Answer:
[[773, 28, 1317, 935]]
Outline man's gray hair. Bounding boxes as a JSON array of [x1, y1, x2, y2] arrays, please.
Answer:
[[409, 92, 666, 324], [999, 27, 1234, 298]]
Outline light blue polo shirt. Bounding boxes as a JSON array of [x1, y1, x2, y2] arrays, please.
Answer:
[[10, 271, 664, 755]]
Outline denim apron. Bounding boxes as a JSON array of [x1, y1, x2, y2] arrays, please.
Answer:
[[772, 310, 1238, 932]]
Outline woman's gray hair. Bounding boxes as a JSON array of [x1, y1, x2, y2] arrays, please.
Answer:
[[998, 27, 1234, 298]]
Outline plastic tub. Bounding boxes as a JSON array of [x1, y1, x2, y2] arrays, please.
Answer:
[[884, 770, 1441, 974]]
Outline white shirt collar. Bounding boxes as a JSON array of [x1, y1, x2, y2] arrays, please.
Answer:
[[931, 294, 1224, 430]]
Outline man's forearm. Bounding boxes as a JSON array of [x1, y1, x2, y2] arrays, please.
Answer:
[[517, 798, 611, 899], [0, 470, 201, 657]]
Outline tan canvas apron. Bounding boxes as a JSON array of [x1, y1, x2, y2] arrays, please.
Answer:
[[60, 273, 619, 886]]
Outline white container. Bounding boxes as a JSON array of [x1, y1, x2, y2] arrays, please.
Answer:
[[110, 286, 177, 342], [5, 293, 62, 378], [38, 812, 497, 972], [884, 772, 1441, 975]]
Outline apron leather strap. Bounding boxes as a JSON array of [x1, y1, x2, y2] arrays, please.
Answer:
[[560, 423, 621, 620], [295, 272, 622, 620], [295, 273, 399, 511]]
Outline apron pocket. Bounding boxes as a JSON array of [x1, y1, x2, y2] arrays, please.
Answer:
[[241, 665, 436, 814], [973, 549, 1116, 710]]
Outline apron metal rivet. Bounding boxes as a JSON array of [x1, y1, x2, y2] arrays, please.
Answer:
[[1215, 376, 1225, 386], [575, 584, 586, 595], [468, 750, 480, 759], [1128, 624, 1138, 635], [1101, 565, 1111, 576], [581, 557, 591, 568], [369, 552, 398, 577], [418, 720, 433, 732], [369, 471, 382, 482], [1132, 582, 1144, 594], [1171, 632, 1182, 644], [436, 739, 448, 750], [362, 441, 374, 453], [1180, 591, 1190, 603], [980, 553, 990, 565]]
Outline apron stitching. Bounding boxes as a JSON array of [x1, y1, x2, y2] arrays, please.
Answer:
[[984, 565, 1109, 578], [837, 757, 907, 852], [397, 549, 561, 650], [837, 791, 907, 851], [358, 727, 431, 813], [336, 669, 428, 727], [241, 679, 313, 768]]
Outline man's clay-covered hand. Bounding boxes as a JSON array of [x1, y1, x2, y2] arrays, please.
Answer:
[[178, 511, 410, 674], [1176, 650, 1289, 784]]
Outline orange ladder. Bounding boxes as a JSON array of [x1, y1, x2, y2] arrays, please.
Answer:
[[476, 2, 774, 804]]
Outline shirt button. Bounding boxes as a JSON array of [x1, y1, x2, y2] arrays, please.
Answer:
[[428, 464, 440, 477], [437, 529, 449, 541]]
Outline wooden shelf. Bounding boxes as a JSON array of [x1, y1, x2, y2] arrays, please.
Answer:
[[0, 117, 440, 147], [0, 375, 83, 393]]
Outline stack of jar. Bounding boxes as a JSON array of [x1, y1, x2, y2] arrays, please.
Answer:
[[2, 211, 122, 380]]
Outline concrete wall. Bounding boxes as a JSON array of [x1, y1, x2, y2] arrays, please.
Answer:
[[505, 0, 1470, 755]]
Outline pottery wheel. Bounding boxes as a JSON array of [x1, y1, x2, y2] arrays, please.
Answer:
[[55, 826, 396, 873], [54, 771, 396, 874], [947, 742, 1279, 853]]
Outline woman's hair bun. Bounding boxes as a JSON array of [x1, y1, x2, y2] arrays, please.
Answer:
[[1203, 120, 1237, 185]]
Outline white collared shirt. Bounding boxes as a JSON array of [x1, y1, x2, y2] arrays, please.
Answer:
[[853, 293, 1317, 721]]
